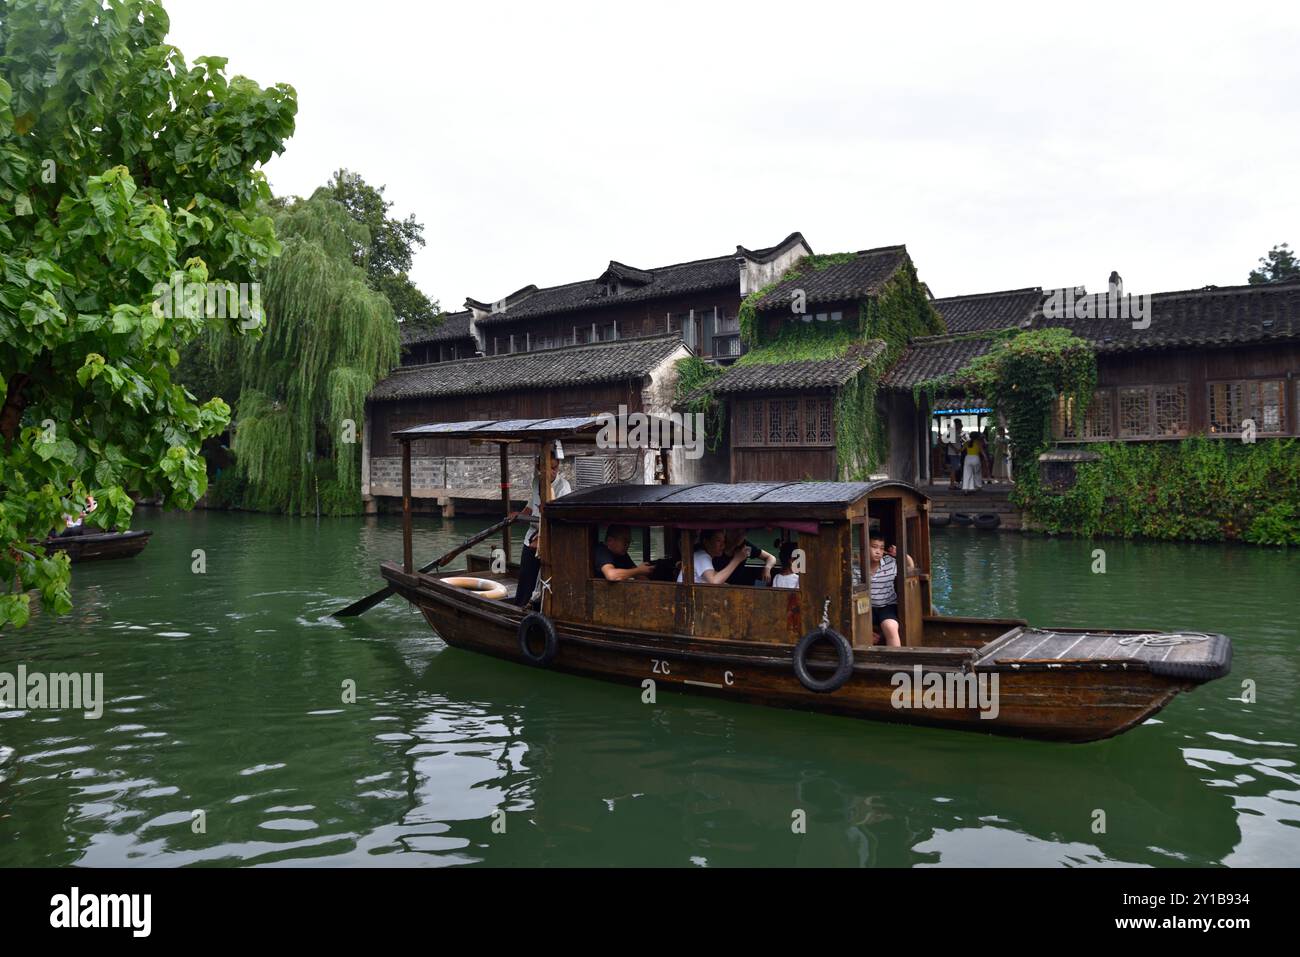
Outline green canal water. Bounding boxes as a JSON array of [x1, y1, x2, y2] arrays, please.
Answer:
[[2, 507, 1297, 867]]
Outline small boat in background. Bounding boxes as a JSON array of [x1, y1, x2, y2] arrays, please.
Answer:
[[42, 530, 152, 563]]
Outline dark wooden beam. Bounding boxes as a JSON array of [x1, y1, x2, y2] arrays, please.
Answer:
[[401, 438, 413, 573], [499, 441, 511, 558]]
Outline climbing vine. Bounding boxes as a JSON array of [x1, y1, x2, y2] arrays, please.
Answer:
[[672, 356, 728, 452], [737, 252, 859, 347], [716, 256, 940, 478], [915, 327, 1096, 480]]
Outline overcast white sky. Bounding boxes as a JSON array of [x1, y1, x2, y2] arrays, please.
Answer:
[[166, 0, 1300, 309]]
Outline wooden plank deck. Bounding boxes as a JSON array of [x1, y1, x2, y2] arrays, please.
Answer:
[[976, 628, 1223, 668]]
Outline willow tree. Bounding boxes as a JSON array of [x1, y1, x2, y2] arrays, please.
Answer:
[[232, 196, 398, 515]]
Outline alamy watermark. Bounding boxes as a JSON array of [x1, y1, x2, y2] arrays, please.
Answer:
[[890, 665, 999, 719], [152, 272, 263, 329], [596, 404, 705, 460], [1042, 274, 1151, 329], [0, 665, 104, 719]]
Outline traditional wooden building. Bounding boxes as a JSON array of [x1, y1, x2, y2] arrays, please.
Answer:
[[1047, 278, 1300, 442], [394, 232, 813, 367], [682, 245, 941, 482], [365, 232, 814, 509], [880, 277, 1300, 486], [365, 335, 689, 512]]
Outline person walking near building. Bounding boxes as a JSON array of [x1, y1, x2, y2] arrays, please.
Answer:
[[961, 430, 985, 493]]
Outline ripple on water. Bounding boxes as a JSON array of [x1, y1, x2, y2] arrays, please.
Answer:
[[2, 510, 1295, 867]]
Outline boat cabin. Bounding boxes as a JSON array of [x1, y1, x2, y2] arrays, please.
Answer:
[[541, 481, 933, 648]]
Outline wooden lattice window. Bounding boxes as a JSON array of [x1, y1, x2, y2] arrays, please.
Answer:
[[1153, 384, 1189, 437], [1208, 382, 1244, 434], [1084, 389, 1115, 439], [734, 397, 835, 447], [1257, 380, 1284, 433], [783, 399, 800, 444], [748, 399, 765, 446], [1209, 379, 1286, 436], [1118, 386, 1150, 438], [802, 397, 820, 444], [1057, 389, 1116, 441]]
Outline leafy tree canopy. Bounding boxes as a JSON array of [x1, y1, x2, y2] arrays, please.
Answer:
[[319, 168, 438, 324], [0, 0, 296, 629], [1248, 243, 1299, 285]]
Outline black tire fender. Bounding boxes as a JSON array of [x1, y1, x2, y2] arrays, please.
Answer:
[[973, 512, 1001, 529], [929, 512, 952, 527], [793, 627, 855, 693], [518, 612, 559, 666], [951, 512, 974, 526]]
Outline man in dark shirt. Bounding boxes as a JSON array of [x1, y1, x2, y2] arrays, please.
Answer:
[[594, 524, 655, 582], [713, 528, 777, 585]]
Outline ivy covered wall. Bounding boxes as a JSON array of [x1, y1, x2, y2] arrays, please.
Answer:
[[1017, 437, 1300, 545], [691, 253, 943, 479]]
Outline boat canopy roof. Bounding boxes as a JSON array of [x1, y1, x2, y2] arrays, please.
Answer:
[[546, 480, 926, 523], [391, 414, 684, 446]]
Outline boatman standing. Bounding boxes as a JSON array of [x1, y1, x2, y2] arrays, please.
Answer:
[[513, 449, 571, 607]]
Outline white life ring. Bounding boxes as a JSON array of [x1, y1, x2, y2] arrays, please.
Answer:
[[443, 576, 510, 601]]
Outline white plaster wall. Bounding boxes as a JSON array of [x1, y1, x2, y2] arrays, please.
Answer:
[[739, 240, 812, 296]]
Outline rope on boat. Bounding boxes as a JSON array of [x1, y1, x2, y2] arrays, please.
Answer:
[[1117, 632, 1213, 648], [820, 599, 831, 630]]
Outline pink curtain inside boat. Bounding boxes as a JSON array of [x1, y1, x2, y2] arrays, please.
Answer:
[[602, 520, 821, 535]]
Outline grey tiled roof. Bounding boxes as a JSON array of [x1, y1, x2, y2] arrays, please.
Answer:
[[1035, 279, 1300, 352], [932, 287, 1042, 334], [399, 310, 474, 346], [688, 341, 886, 399], [472, 253, 743, 326], [880, 333, 1003, 391], [369, 333, 686, 401], [753, 246, 910, 311]]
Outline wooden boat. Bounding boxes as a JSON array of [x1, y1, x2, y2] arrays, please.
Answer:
[[378, 420, 1231, 743], [41, 529, 152, 563]]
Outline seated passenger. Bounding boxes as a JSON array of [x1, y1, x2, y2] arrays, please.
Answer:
[[677, 529, 747, 585], [593, 525, 655, 582], [715, 528, 778, 585], [868, 533, 915, 647], [771, 541, 800, 589]]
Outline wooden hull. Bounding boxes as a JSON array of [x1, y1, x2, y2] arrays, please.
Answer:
[[42, 530, 152, 563], [381, 562, 1205, 743]]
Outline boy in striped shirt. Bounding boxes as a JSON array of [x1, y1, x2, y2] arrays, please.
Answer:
[[869, 533, 914, 647]]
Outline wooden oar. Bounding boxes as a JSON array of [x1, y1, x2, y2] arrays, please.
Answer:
[[333, 513, 522, 618]]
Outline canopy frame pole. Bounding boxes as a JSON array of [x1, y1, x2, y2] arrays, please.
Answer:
[[538, 440, 557, 613], [401, 437, 413, 573], [499, 441, 511, 559]]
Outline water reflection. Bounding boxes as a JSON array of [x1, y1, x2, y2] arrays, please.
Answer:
[[0, 510, 1294, 867]]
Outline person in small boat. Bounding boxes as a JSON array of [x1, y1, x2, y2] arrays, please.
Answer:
[[771, 541, 800, 589], [868, 533, 914, 647], [714, 528, 777, 585], [678, 529, 747, 585], [593, 524, 655, 582], [58, 493, 97, 538], [513, 452, 572, 606]]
